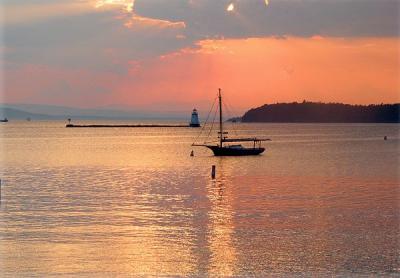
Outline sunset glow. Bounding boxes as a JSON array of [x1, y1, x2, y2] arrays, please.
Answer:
[[227, 3, 235, 12], [95, 0, 134, 12], [7, 36, 397, 113], [1, 2, 400, 276], [2, 0, 399, 112], [112, 37, 398, 111]]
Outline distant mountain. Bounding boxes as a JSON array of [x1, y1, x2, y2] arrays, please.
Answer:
[[0, 107, 60, 120], [0, 103, 191, 120], [242, 102, 400, 123]]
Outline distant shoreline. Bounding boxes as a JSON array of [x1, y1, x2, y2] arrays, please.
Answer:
[[241, 102, 400, 123]]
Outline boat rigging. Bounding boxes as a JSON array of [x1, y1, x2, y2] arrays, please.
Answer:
[[192, 88, 270, 156]]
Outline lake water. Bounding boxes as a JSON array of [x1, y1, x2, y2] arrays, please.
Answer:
[[0, 121, 399, 276]]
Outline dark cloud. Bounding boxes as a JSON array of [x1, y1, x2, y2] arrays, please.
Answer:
[[3, 7, 188, 72], [2, 0, 399, 74], [135, 0, 399, 38]]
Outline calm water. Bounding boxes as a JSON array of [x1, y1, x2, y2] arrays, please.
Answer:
[[0, 121, 399, 276]]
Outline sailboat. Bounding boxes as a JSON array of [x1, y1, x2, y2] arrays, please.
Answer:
[[192, 89, 270, 156]]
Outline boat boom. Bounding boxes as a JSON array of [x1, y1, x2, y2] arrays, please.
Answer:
[[222, 138, 271, 142]]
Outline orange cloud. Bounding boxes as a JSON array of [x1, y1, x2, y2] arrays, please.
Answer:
[[94, 0, 135, 12], [123, 15, 185, 29]]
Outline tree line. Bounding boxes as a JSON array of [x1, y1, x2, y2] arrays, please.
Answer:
[[241, 101, 400, 123]]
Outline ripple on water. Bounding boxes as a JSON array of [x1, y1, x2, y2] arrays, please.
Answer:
[[1, 122, 399, 276]]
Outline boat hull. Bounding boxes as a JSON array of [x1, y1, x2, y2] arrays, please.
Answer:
[[206, 146, 265, 156]]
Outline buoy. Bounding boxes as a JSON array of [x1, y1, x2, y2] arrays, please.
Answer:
[[190, 150, 194, 156], [384, 136, 387, 140], [211, 165, 216, 179]]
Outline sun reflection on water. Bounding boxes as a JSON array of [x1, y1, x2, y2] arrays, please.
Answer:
[[206, 164, 238, 275], [1, 121, 399, 275]]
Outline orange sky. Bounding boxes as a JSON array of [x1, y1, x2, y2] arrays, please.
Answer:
[[5, 36, 399, 112], [111, 36, 400, 111], [3, 0, 399, 112]]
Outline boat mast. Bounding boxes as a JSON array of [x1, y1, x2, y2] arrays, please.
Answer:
[[219, 88, 223, 147]]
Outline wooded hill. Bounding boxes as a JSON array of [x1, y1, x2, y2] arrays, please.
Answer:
[[241, 102, 400, 123]]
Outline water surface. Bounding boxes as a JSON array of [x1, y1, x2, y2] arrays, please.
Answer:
[[0, 121, 399, 276]]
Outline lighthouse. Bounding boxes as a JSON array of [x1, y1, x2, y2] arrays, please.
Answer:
[[189, 109, 200, 127]]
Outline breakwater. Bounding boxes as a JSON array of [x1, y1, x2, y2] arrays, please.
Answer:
[[66, 124, 193, 128]]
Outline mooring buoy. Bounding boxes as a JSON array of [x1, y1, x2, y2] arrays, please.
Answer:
[[211, 165, 216, 179]]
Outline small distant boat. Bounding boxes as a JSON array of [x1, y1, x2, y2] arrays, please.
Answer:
[[192, 89, 270, 156], [0, 118, 8, 123]]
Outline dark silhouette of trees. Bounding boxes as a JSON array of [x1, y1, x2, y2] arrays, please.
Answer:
[[242, 102, 400, 123]]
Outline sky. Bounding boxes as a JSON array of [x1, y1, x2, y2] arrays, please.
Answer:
[[1, 0, 400, 113]]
